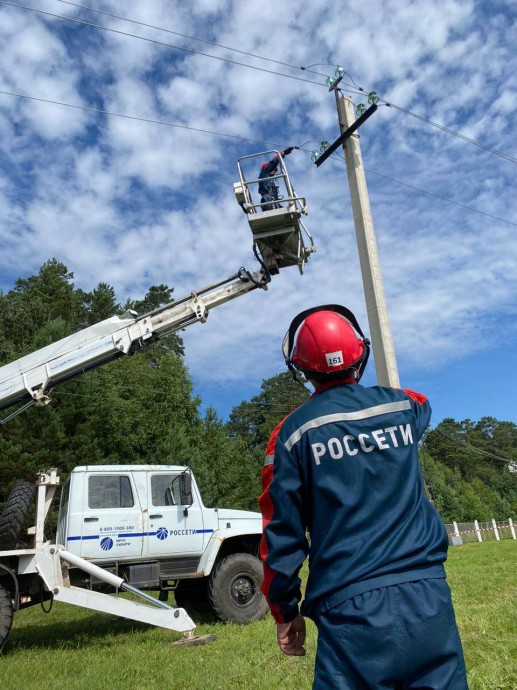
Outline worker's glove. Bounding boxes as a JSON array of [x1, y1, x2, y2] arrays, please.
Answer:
[[283, 146, 294, 155]]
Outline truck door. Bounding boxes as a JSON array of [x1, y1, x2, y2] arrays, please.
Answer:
[[144, 471, 206, 556], [75, 473, 144, 560]]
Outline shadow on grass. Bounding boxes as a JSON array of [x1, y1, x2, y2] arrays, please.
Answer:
[[4, 608, 219, 654]]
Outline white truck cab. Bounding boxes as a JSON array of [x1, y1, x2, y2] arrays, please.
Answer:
[[53, 465, 266, 623], [0, 466, 267, 650], [57, 465, 263, 582], [59, 465, 211, 561]]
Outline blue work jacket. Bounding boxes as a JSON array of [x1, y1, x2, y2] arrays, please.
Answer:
[[259, 381, 448, 624]]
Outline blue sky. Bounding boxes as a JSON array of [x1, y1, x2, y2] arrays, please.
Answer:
[[0, 0, 516, 429]]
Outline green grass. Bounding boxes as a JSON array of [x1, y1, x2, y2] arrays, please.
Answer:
[[446, 541, 517, 690], [1, 541, 515, 690]]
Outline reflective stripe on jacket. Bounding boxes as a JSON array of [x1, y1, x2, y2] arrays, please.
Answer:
[[259, 381, 448, 624]]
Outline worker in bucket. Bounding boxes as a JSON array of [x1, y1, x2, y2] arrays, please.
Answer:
[[258, 147, 293, 210], [259, 305, 469, 689]]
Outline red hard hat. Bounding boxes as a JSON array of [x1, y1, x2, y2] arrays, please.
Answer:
[[282, 305, 370, 378]]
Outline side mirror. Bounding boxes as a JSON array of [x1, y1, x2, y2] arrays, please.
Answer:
[[179, 472, 192, 507]]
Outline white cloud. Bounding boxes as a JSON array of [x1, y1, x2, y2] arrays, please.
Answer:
[[0, 0, 516, 424]]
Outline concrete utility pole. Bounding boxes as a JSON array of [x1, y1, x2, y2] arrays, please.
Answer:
[[335, 93, 400, 388]]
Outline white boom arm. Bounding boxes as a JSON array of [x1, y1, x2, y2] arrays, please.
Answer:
[[34, 543, 196, 634], [0, 268, 267, 415]]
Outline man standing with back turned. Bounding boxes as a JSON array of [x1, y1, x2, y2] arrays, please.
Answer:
[[259, 305, 468, 689]]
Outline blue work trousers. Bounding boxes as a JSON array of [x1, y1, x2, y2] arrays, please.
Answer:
[[312, 578, 468, 689]]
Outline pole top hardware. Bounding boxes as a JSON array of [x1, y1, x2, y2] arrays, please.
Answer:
[[325, 65, 345, 91], [314, 103, 378, 167]]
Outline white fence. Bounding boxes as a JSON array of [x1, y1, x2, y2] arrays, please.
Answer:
[[445, 518, 516, 543]]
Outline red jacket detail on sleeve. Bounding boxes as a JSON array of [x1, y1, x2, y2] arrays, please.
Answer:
[[258, 418, 288, 623], [402, 388, 428, 405]]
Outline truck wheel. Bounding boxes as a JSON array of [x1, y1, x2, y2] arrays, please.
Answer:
[[208, 553, 268, 624], [0, 481, 36, 550], [173, 579, 212, 614], [0, 584, 14, 649]]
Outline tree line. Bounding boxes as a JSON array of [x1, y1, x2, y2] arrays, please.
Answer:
[[1, 260, 516, 525]]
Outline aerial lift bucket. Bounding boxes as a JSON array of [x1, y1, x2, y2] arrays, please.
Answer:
[[234, 151, 316, 275]]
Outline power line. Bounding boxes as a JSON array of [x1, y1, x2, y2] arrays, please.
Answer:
[[331, 151, 517, 228], [5, 0, 516, 167], [51, 388, 305, 420], [365, 167, 517, 228], [341, 89, 517, 165], [384, 100, 517, 165], [0, 1, 325, 88], [54, 0, 331, 79], [52, 389, 196, 408], [4, 1, 515, 165], [63, 383, 512, 459], [431, 427, 514, 465], [1, 88, 514, 230], [0, 88, 277, 146], [46, 1, 517, 165]]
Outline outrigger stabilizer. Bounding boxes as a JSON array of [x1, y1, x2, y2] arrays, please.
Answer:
[[4, 470, 214, 646], [37, 544, 216, 645]]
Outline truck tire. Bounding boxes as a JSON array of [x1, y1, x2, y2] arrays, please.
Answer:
[[0, 481, 36, 550], [0, 584, 14, 649], [208, 553, 268, 624], [173, 579, 212, 614]]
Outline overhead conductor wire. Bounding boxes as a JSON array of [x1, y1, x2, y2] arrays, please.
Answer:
[[0, 0, 514, 226]]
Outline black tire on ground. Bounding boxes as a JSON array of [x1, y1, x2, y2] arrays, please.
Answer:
[[208, 553, 268, 624], [0, 584, 14, 649], [174, 578, 212, 613], [0, 481, 36, 550]]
